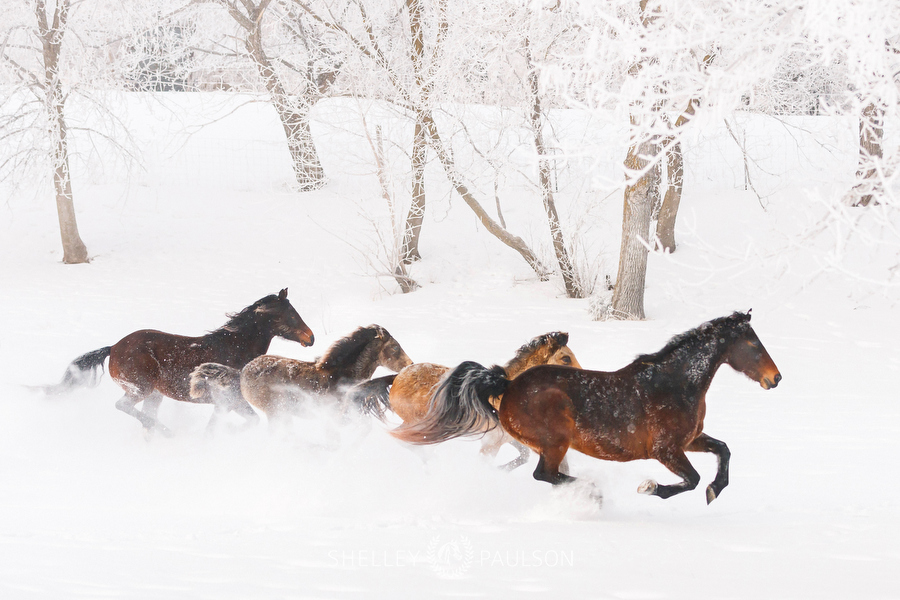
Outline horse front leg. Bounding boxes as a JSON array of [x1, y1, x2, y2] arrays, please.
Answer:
[[638, 450, 700, 500], [687, 433, 731, 504]]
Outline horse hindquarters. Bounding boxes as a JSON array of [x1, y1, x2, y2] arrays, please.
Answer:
[[499, 379, 577, 485], [189, 363, 242, 406]]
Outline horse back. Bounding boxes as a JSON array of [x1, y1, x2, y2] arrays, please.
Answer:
[[240, 354, 323, 415], [501, 364, 701, 462], [108, 329, 263, 402]]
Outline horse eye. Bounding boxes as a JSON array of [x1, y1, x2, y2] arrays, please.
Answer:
[[562, 356, 571, 364]]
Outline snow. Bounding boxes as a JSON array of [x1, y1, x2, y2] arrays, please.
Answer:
[[1, 95, 898, 598]]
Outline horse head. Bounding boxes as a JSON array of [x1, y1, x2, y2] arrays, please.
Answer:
[[722, 311, 781, 390], [255, 288, 315, 347], [373, 325, 413, 372], [546, 332, 582, 369]]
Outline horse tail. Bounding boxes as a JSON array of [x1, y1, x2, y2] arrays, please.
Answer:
[[391, 361, 509, 445], [189, 363, 242, 406], [42, 347, 112, 395], [345, 374, 396, 421]]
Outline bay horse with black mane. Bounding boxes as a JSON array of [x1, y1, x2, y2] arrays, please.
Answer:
[[45, 289, 314, 435], [190, 324, 412, 427], [348, 332, 581, 470], [393, 312, 781, 504]]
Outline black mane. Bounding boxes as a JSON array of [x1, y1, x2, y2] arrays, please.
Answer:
[[318, 325, 384, 370], [636, 312, 751, 364], [215, 293, 281, 334]]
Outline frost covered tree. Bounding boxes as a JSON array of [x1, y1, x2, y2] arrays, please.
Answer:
[[1, 0, 89, 263], [293, 0, 551, 279], [195, 0, 335, 190]]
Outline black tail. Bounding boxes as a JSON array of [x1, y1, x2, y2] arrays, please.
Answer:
[[344, 374, 397, 421], [391, 361, 509, 445], [189, 362, 242, 406], [42, 347, 112, 395]]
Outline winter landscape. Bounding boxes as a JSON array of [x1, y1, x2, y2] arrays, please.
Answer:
[[3, 1, 900, 599]]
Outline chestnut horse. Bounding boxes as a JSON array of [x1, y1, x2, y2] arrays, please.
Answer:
[[394, 312, 781, 504], [190, 324, 412, 426], [349, 332, 581, 470], [45, 289, 314, 435]]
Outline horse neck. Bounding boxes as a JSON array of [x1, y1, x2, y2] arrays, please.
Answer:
[[321, 341, 381, 383], [211, 320, 275, 362], [504, 349, 548, 379], [655, 334, 732, 393]]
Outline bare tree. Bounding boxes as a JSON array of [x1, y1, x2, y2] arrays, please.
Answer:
[[215, 0, 326, 190], [524, 36, 581, 297], [0, 0, 88, 263], [293, 0, 549, 278]]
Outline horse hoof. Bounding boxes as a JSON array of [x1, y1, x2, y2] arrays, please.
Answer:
[[637, 479, 658, 496], [706, 486, 717, 504]]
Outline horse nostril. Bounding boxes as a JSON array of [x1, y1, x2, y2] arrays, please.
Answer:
[[774, 373, 782, 385]]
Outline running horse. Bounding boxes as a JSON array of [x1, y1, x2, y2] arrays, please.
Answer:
[[349, 332, 581, 470], [190, 324, 413, 426], [44, 289, 314, 435], [394, 312, 781, 503]]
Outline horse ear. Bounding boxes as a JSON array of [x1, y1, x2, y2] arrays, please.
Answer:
[[279, 288, 288, 300]]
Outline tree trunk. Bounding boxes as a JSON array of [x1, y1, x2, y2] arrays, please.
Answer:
[[852, 102, 884, 207], [400, 0, 443, 263], [611, 136, 654, 320], [526, 39, 580, 297], [655, 138, 682, 253], [244, 8, 325, 191], [401, 113, 427, 263], [38, 0, 88, 264]]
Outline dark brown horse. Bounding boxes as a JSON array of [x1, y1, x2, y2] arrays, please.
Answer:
[[348, 332, 581, 470], [394, 312, 781, 504], [45, 289, 314, 435], [190, 324, 412, 426]]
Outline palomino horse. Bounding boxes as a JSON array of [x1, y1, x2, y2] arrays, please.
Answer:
[[393, 312, 781, 504], [45, 289, 315, 435], [350, 332, 581, 470], [190, 324, 412, 426]]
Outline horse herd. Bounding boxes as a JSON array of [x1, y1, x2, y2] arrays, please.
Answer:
[[45, 288, 782, 505]]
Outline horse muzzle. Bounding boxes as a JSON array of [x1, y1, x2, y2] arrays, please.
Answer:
[[761, 372, 782, 390]]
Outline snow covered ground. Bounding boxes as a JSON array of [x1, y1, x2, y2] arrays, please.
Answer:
[[1, 96, 898, 598]]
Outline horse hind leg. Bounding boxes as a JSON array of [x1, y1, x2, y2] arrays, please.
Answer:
[[533, 449, 576, 485], [115, 391, 173, 437], [638, 449, 701, 500]]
